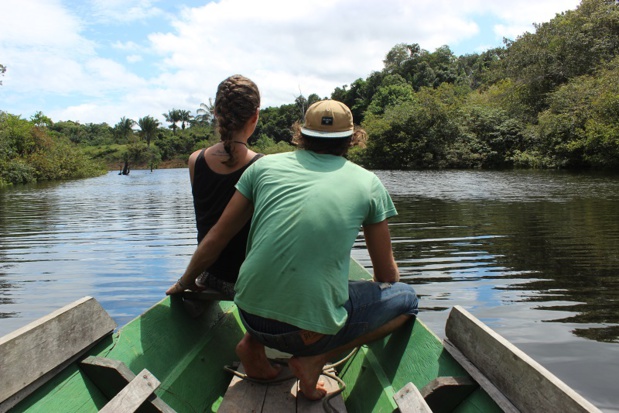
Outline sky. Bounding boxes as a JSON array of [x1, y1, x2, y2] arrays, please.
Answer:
[[1, 0, 582, 126]]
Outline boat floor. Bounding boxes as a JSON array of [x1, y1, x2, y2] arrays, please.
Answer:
[[218, 364, 347, 413]]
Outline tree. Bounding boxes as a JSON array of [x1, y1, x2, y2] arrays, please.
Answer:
[[0, 64, 5, 86], [366, 82, 416, 116], [381, 43, 461, 91], [460, 104, 526, 168], [307, 93, 321, 107], [1, 112, 105, 186], [163, 109, 181, 134], [254, 104, 300, 143], [383, 43, 421, 74], [535, 56, 619, 168], [456, 48, 505, 90], [30, 111, 53, 128], [138, 116, 160, 147], [499, 0, 619, 117], [113, 117, 136, 143], [331, 76, 379, 124], [295, 95, 308, 118], [194, 100, 215, 126], [178, 109, 192, 130], [361, 84, 462, 169]]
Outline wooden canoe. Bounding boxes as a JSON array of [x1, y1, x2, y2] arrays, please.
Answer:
[[0, 259, 602, 413]]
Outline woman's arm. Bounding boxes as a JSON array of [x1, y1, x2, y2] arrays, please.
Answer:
[[362, 220, 399, 283], [166, 190, 254, 294]]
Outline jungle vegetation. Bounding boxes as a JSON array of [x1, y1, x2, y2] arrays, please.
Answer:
[[1, 0, 618, 187]]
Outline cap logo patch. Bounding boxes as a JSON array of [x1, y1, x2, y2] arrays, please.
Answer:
[[321, 116, 334, 126]]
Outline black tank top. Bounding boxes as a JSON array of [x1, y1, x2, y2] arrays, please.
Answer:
[[192, 149, 263, 282]]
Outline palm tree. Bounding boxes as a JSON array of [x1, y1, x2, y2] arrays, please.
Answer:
[[163, 109, 181, 134], [178, 109, 192, 130], [138, 116, 160, 147], [114, 117, 136, 143], [194, 100, 215, 126]]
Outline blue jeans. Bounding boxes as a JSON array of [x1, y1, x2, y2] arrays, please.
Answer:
[[239, 280, 418, 357]]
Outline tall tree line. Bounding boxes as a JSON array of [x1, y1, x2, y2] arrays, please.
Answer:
[[343, 0, 619, 169], [2, 0, 619, 185]]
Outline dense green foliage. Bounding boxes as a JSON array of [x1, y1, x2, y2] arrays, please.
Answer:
[[1, 0, 618, 185], [0, 112, 107, 187], [346, 0, 619, 169]]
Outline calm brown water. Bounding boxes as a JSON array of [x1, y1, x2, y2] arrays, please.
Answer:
[[1, 168, 618, 411]]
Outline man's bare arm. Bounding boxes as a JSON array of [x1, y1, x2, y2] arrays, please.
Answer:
[[363, 220, 399, 283]]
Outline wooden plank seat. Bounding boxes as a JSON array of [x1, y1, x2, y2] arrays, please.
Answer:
[[218, 363, 347, 413], [98, 369, 161, 413], [393, 382, 433, 413], [80, 356, 174, 413], [0, 297, 117, 412]]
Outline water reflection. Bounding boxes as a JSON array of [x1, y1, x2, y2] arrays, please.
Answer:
[[0, 170, 197, 332], [374, 171, 619, 344]]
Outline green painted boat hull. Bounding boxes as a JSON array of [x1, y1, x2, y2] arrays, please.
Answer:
[[12, 259, 501, 413]]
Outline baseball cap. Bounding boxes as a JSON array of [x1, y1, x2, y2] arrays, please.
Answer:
[[300, 100, 354, 138]]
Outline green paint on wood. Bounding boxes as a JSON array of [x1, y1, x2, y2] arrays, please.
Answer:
[[340, 259, 502, 413], [12, 258, 503, 413]]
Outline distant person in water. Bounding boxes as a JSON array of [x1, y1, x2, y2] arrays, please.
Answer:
[[167, 99, 418, 400], [184, 74, 263, 299]]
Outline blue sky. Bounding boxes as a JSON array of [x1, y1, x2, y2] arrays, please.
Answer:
[[1, 0, 581, 126]]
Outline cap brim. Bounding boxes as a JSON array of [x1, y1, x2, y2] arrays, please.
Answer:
[[301, 127, 353, 138]]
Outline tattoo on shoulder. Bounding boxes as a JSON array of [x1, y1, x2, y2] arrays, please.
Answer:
[[211, 150, 229, 157]]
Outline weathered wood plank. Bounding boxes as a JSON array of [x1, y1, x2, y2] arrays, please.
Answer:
[[393, 382, 432, 413], [446, 305, 603, 413], [295, 367, 347, 413], [261, 365, 297, 413], [99, 369, 160, 413], [443, 339, 519, 413], [218, 364, 268, 413], [218, 362, 348, 413], [80, 356, 175, 413], [0, 296, 116, 411]]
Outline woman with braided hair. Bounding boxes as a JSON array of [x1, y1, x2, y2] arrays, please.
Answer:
[[185, 74, 263, 299]]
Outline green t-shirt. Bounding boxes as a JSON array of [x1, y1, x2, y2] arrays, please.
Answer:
[[234, 150, 397, 334]]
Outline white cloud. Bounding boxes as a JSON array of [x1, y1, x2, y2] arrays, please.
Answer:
[[0, 0, 93, 51], [1, 0, 583, 125], [145, 0, 527, 109], [481, 0, 580, 40], [88, 0, 164, 23]]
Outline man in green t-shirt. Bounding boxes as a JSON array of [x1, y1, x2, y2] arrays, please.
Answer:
[[168, 100, 418, 400]]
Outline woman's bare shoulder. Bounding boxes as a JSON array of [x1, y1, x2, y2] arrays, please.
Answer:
[[188, 148, 205, 165]]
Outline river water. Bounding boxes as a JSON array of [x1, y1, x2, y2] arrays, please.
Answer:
[[1, 168, 618, 411]]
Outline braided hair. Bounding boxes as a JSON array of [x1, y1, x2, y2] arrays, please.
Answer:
[[214, 75, 260, 166]]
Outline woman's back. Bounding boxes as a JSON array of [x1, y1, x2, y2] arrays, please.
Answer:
[[191, 147, 262, 282]]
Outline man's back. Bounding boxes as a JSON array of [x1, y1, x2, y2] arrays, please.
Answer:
[[234, 150, 397, 334]]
